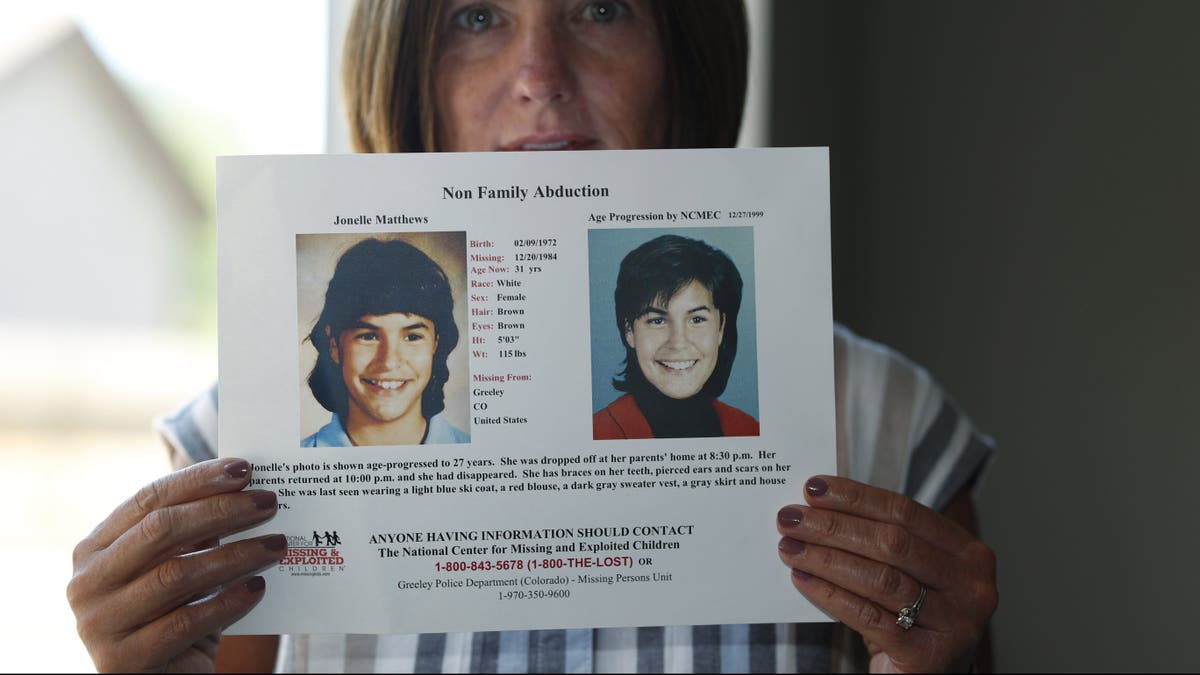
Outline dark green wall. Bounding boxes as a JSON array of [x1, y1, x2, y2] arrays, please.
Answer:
[[768, 2, 1200, 671]]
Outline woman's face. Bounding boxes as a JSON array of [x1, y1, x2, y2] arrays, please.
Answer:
[[625, 280, 725, 400], [434, 0, 668, 151]]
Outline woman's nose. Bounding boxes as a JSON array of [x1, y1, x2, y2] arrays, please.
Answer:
[[666, 321, 689, 349], [510, 20, 574, 104]]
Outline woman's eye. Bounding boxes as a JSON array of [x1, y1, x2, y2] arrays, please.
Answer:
[[581, 0, 628, 23], [645, 316, 666, 326], [452, 4, 499, 32], [689, 315, 708, 324], [355, 332, 378, 342], [404, 332, 426, 341]]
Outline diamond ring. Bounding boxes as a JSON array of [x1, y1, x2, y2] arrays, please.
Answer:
[[896, 584, 927, 631]]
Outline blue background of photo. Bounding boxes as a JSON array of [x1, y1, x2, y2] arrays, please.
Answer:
[[588, 226, 759, 419]]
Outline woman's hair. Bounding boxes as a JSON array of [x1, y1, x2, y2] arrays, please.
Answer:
[[308, 237, 459, 420], [342, 0, 748, 152], [612, 234, 743, 399]]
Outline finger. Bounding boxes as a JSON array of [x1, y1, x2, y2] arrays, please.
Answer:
[[178, 537, 220, 557], [777, 504, 957, 589], [787, 569, 932, 670], [803, 476, 974, 554], [777, 536, 952, 631], [83, 458, 255, 552], [93, 534, 287, 635], [96, 490, 280, 589], [115, 575, 268, 672]]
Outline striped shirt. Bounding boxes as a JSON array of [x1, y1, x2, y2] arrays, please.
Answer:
[[156, 324, 993, 673]]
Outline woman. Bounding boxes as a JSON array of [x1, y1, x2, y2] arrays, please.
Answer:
[[67, 1, 996, 672], [593, 233, 760, 440]]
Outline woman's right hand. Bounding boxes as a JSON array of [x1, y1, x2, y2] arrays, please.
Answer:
[[67, 458, 287, 673]]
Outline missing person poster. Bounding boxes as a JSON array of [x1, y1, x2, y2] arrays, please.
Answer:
[[217, 147, 835, 634]]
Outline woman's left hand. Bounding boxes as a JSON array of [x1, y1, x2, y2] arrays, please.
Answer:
[[776, 476, 997, 673]]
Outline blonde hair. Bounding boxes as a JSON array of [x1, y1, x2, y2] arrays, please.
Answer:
[[341, 0, 747, 152]]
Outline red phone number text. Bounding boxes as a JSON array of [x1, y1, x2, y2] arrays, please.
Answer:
[[434, 557, 634, 572]]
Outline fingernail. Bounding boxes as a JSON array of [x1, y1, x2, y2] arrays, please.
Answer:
[[778, 505, 804, 528], [250, 491, 277, 510], [224, 460, 250, 479], [792, 569, 814, 582], [805, 477, 829, 497], [778, 537, 806, 555], [262, 534, 288, 551], [244, 576, 265, 594]]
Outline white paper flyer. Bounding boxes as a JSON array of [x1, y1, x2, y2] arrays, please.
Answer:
[[217, 147, 835, 634]]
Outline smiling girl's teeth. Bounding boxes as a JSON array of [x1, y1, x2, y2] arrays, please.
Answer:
[[661, 360, 697, 370], [365, 378, 406, 389], [523, 140, 570, 150]]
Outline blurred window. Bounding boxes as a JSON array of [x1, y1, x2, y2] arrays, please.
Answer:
[[1, 1, 328, 155]]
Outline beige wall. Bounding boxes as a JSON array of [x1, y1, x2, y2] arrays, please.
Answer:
[[767, 2, 1200, 671]]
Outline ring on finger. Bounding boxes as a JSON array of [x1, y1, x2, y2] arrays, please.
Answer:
[[896, 584, 926, 631]]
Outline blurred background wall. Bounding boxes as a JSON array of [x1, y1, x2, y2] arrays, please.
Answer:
[[767, 1, 1200, 671]]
